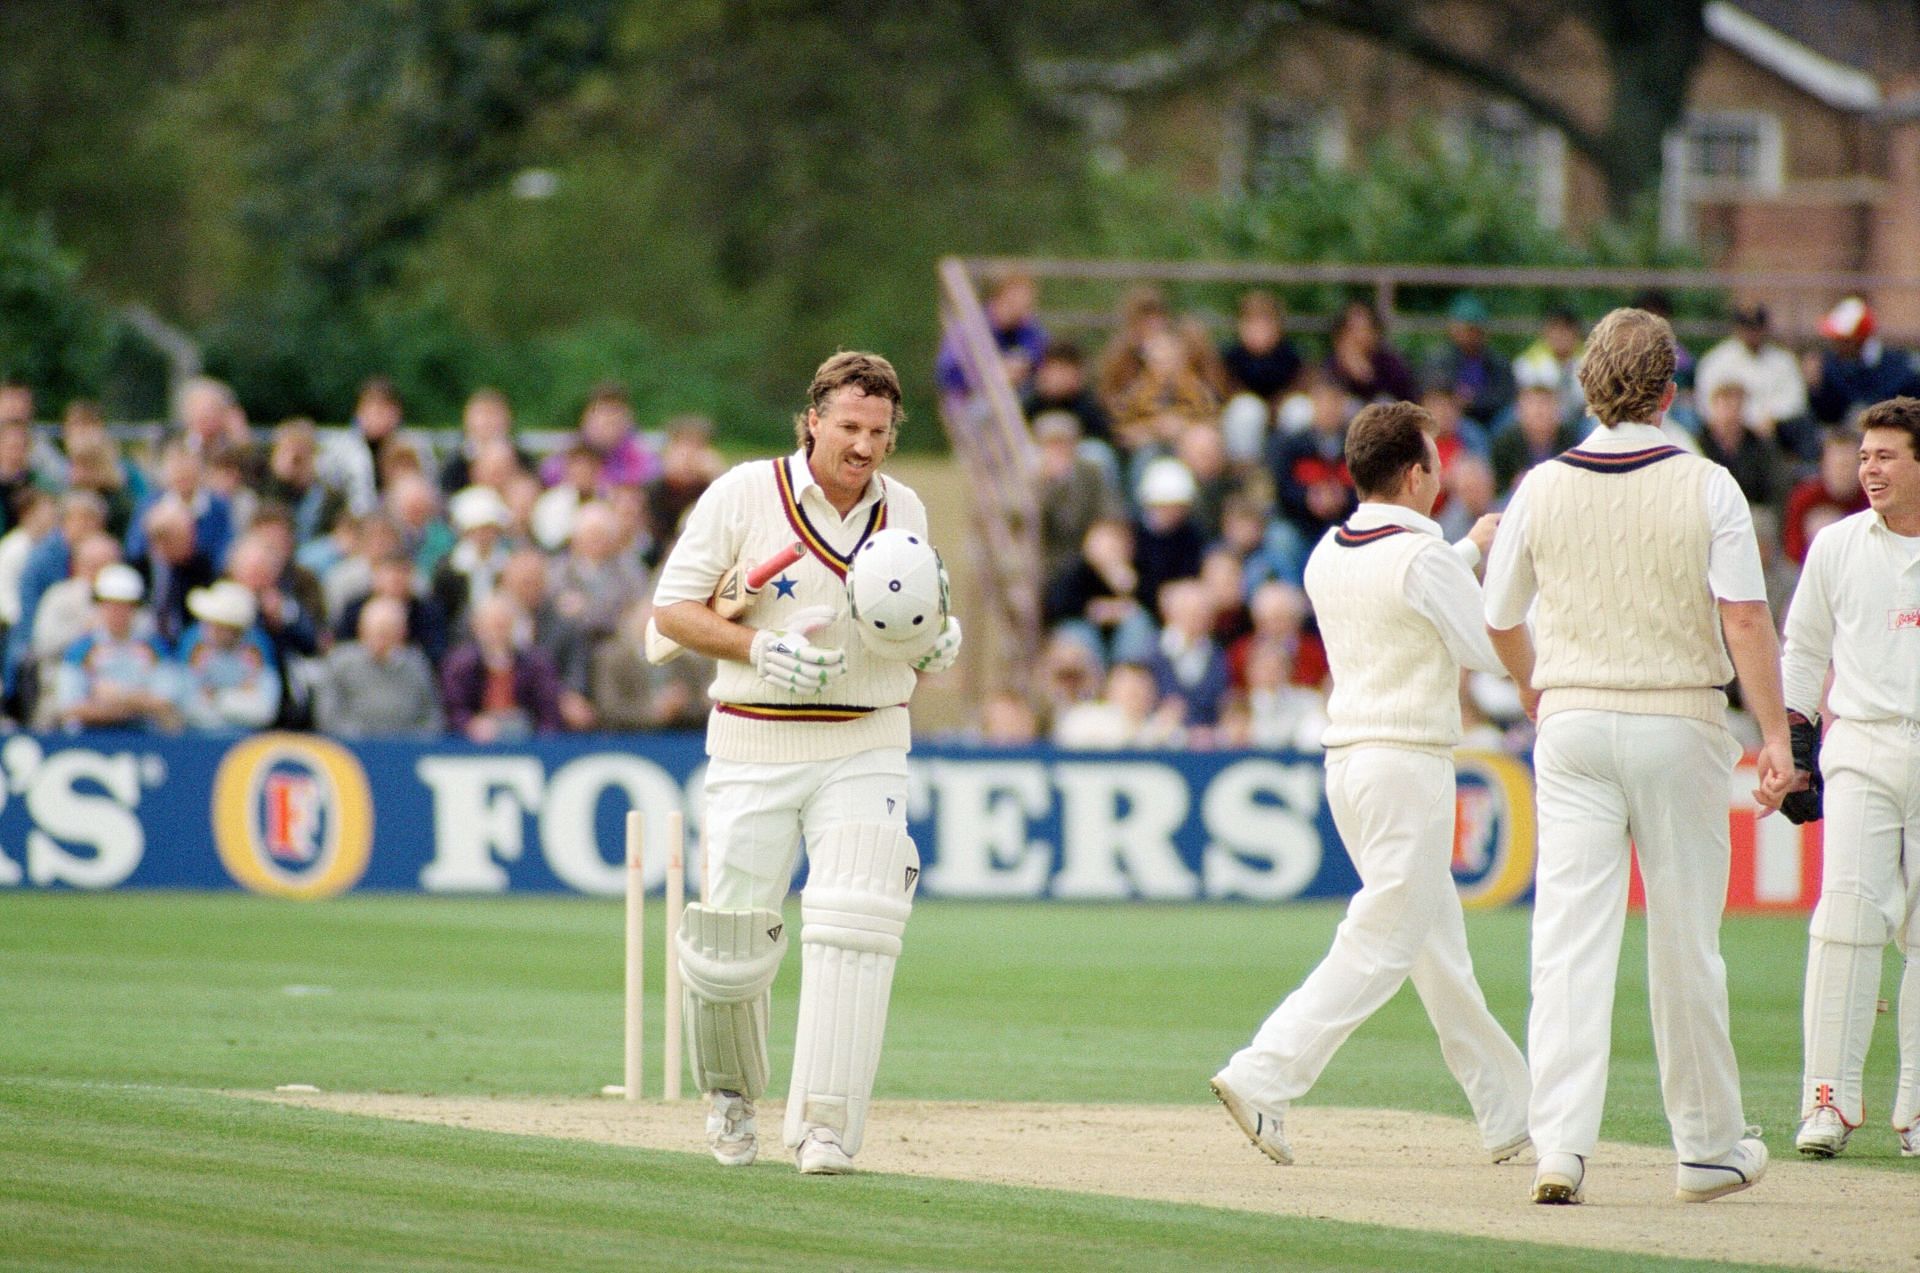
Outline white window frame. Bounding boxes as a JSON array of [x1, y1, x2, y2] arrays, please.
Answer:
[[1660, 109, 1785, 244], [1447, 103, 1568, 229], [1221, 99, 1346, 197]]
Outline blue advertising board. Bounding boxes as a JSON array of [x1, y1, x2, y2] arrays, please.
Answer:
[[0, 731, 1543, 906]]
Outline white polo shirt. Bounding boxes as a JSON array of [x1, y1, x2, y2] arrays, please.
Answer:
[[1781, 508, 1920, 724]]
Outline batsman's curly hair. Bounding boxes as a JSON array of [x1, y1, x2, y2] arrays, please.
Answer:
[[1578, 308, 1676, 426], [794, 351, 905, 454]]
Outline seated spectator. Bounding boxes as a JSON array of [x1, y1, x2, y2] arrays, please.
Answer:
[[590, 601, 709, 732], [261, 419, 349, 547], [976, 690, 1040, 745], [1807, 296, 1920, 426], [1435, 454, 1498, 545], [1268, 369, 1357, 544], [1421, 381, 1491, 467], [433, 486, 515, 638], [61, 436, 135, 544], [1197, 546, 1252, 647], [0, 378, 30, 427], [642, 416, 723, 566], [1035, 631, 1102, 727], [1694, 303, 1813, 459], [127, 441, 233, 570], [206, 444, 258, 538], [497, 547, 595, 729], [1325, 300, 1417, 404], [10, 490, 110, 696], [1044, 517, 1156, 668], [175, 581, 280, 732], [57, 399, 148, 506], [551, 501, 649, 651], [540, 382, 657, 491], [1428, 294, 1515, 425], [1697, 382, 1785, 513], [1174, 422, 1237, 540], [1036, 411, 1123, 585], [533, 442, 602, 551], [0, 419, 45, 535], [321, 375, 408, 518], [0, 489, 56, 633], [335, 553, 448, 665], [312, 596, 442, 738], [135, 496, 219, 650], [1229, 581, 1328, 692], [1095, 286, 1176, 421], [1221, 290, 1302, 401], [227, 531, 322, 726], [173, 375, 259, 476], [1512, 307, 1585, 421], [469, 438, 528, 493], [51, 564, 178, 733], [386, 472, 454, 577], [322, 513, 405, 623], [1243, 640, 1328, 752], [1053, 662, 1184, 749], [1023, 342, 1112, 447], [938, 272, 1049, 395], [441, 594, 563, 742], [1110, 326, 1221, 442], [1490, 380, 1579, 497], [1145, 578, 1231, 733], [438, 388, 534, 499], [30, 532, 127, 721], [247, 504, 328, 639], [1132, 458, 1207, 618], [1218, 392, 1272, 465], [1216, 493, 1305, 593], [1783, 428, 1870, 564]]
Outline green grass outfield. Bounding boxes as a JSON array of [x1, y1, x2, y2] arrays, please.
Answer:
[[0, 893, 1907, 1271]]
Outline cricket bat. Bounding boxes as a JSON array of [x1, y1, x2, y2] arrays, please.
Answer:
[[644, 540, 806, 665]]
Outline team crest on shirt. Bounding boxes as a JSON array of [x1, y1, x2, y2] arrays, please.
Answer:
[[1889, 606, 1920, 631]]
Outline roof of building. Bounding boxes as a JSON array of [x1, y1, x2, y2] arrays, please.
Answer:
[[1722, 0, 1920, 94]]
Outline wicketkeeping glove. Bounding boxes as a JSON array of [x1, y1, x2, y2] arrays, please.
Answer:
[[749, 605, 847, 696], [912, 616, 963, 674], [1780, 709, 1824, 825]]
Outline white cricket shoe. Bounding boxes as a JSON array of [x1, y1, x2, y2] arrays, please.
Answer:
[[795, 1127, 856, 1175], [1795, 1106, 1853, 1158], [1209, 1072, 1293, 1165], [706, 1090, 757, 1167], [1676, 1135, 1767, 1203], [1489, 1131, 1532, 1165], [1531, 1151, 1585, 1204], [1897, 1123, 1919, 1157]]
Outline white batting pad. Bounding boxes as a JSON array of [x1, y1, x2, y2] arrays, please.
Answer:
[[783, 822, 919, 1156], [677, 904, 788, 1100], [1803, 889, 1889, 1121]]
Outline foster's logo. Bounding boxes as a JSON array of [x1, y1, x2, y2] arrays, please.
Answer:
[[212, 733, 373, 899]]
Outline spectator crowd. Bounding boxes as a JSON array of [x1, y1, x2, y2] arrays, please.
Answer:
[[951, 275, 1916, 755], [0, 374, 723, 740]]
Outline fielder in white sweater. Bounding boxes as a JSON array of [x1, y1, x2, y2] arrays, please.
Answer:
[[1211, 401, 1531, 1167], [651, 352, 960, 1176]]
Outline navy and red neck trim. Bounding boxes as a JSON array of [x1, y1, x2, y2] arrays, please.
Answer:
[[1552, 444, 1684, 474], [1333, 522, 1411, 548]]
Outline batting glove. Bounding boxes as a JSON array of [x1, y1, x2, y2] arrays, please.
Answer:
[[750, 605, 846, 695], [1780, 709, 1824, 825], [912, 615, 963, 673]]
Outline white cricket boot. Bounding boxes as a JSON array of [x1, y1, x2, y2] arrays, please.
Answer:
[[1676, 1135, 1767, 1202], [1488, 1131, 1532, 1165], [795, 1127, 856, 1175], [1795, 1105, 1853, 1158], [1897, 1123, 1919, 1157], [706, 1090, 757, 1167], [1531, 1151, 1585, 1204], [1209, 1072, 1293, 1165]]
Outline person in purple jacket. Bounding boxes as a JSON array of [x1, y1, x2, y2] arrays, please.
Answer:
[[440, 593, 563, 742]]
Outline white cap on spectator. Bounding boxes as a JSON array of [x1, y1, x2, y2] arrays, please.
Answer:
[[187, 580, 257, 629], [450, 484, 511, 533], [1515, 360, 1562, 391], [93, 563, 145, 603], [1137, 457, 1197, 507], [1220, 393, 1271, 462]]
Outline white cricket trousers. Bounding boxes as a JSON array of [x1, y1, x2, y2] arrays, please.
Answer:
[[1528, 709, 1746, 1163], [702, 748, 911, 911], [1224, 746, 1530, 1149], [1801, 717, 1920, 1132]]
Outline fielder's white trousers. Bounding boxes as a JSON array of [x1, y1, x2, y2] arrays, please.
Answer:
[[702, 748, 911, 912], [1224, 746, 1531, 1149], [1801, 717, 1920, 1131], [1528, 710, 1745, 1163]]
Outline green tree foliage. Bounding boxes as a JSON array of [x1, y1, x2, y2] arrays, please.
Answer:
[[0, 205, 119, 409]]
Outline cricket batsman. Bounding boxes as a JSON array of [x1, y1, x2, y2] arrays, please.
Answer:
[[650, 350, 960, 1174]]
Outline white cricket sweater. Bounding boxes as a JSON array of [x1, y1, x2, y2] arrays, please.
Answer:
[[652, 451, 928, 763], [1521, 443, 1734, 723]]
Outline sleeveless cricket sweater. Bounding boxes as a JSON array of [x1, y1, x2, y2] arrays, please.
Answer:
[[668, 454, 929, 764], [1304, 521, 1463, 755], [1522, 444, 1733, 724]]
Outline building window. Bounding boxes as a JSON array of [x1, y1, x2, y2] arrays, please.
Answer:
[[1223, 101, 1344, 196], [1455, 103, 1567, 229], [1660, 110, 1784, 243]]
